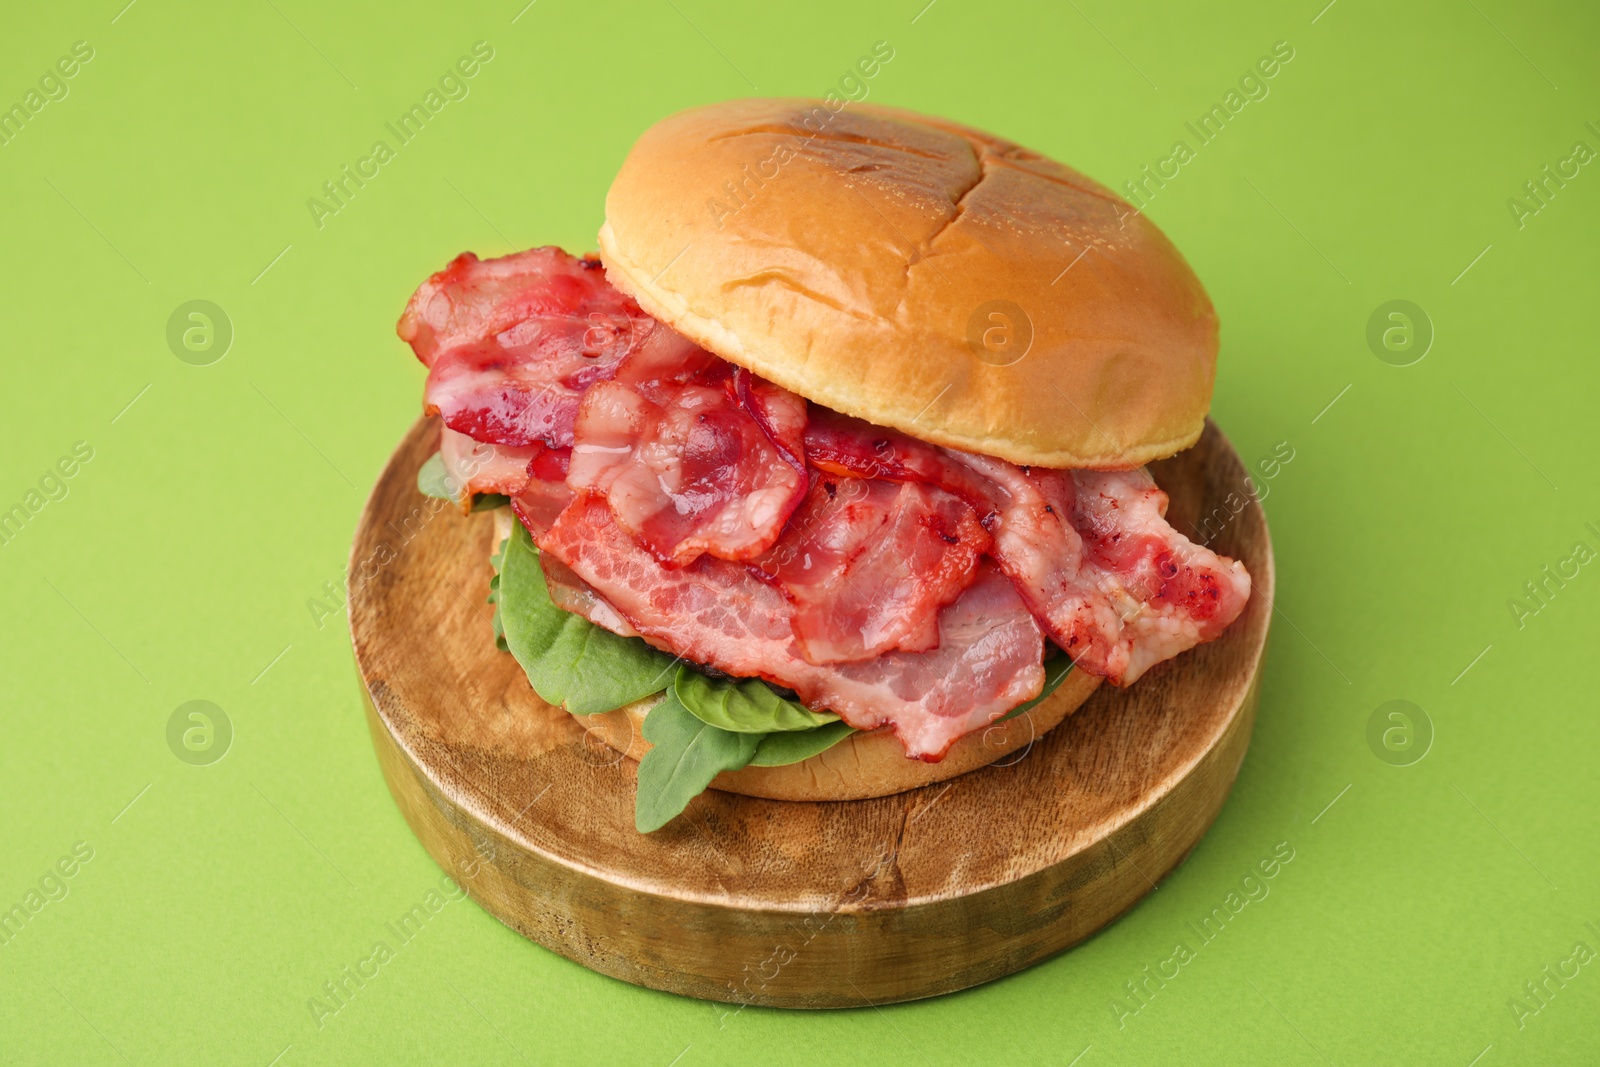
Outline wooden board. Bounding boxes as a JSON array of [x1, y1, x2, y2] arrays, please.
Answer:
[[348, 416, 1274, 1008]]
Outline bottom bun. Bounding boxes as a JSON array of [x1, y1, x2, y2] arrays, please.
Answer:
[[581, 668, 1102, 802]]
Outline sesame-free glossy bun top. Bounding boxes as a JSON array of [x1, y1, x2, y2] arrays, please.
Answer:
[[599, 98, 1219, 468]]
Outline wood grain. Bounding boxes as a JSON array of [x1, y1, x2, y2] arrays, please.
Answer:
[[348, 416, 1274, 1008]]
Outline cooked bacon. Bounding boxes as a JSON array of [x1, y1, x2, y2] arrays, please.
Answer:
[[567, 339, 809, 565], [399, 248, 657, 447], [750, 474, 989, 664], [399, 248, 644, 367], [827, 564, 1045, 759], [803, 413, 1251, 684], [538, 552, 639, 637], [805, 407, 978, 481], [508, 443, 574, 538], [936, 455, 1251, 683], [1068, 469, 1252, 682], [539, 497, 1044, 759], [406, 246, 1254, 758], [439, 426, 535, 502], [734, 367, 807, 475], [938, 451, 1121, 675]]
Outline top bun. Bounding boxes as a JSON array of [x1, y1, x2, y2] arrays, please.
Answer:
[[600, 98, 1219, 469]]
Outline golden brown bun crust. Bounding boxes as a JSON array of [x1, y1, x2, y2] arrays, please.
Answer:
[[600, 98, 1218, 469], [583, 667, 1102, 802]]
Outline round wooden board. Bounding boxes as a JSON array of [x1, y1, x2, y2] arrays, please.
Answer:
[[349, 416, 1273, 1008]]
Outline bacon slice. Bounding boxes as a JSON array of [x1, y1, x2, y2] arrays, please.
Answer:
[[804, 410, 1250, 684], [398, 248, 646, 367], [1069, 469, 1253, 682], [941, 456, 1251, 683], [567, 341, 808, 565], [805, 408, 976, 488], [750, 474, 989, 664], [538, 497, 1044, 759], [439, 426, 535, 501], [508, 443, 575, 539], [537, 552, 639, 637], [398, 248, 657, 447], [938, 452, 1119, 675]]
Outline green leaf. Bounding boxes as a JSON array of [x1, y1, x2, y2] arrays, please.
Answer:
[[673, 667, 840, 733], [635, 691, 760, 832], [996, 656, 1075, 723], [417, 450, 507, 511], [417, 451, 454, 499], [486, 539, 508, 652], [748, 720, 857, 767], [497, 521, 677, 714]]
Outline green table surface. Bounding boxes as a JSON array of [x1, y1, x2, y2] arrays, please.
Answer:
[[4, 0, 1597, 1063]]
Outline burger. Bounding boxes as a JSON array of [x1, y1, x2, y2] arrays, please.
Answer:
[[396, 98, 1252, 832]]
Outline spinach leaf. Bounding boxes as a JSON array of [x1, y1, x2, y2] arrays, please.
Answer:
[[487, 538, 508, 651], [995, 656, 1075, 723], [634, 672, 857, 828], [673, 667, 839, 733], [636, 655, 1070, 829], [497, 521, 677, 714], [749, 720, 857, 767], [417, 451, 454, 500], [417, 450, 509, 511], [635, 690, 760, 832]]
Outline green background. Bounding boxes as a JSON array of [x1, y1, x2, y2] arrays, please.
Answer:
[[3, 0, 1597, 1062]]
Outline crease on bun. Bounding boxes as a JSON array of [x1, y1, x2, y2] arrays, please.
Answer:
[[600, 97, 1219, 470]]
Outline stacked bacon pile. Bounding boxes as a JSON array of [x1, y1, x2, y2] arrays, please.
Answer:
[[399, 247, 1251, 761]]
